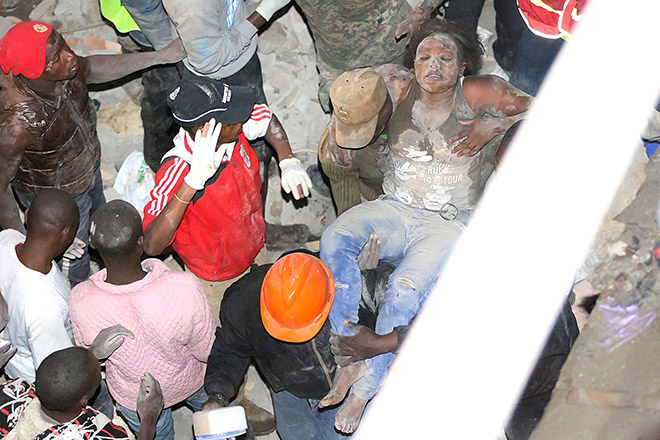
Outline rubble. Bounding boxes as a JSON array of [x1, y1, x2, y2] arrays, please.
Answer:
[[30, 0, 104, 33]]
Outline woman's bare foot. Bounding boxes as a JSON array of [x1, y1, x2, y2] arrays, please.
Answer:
[[334, 389, 368, 434], [319, 361, 366, 408]]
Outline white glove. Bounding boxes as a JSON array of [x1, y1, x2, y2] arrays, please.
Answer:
[[214, 141, 235, 165], [279, 157, 312, 200], [63, 237, 86, 260], [184, 119, 223, 190], [256, 0, 291, 21]]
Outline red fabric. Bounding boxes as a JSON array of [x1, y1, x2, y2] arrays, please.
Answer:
[[143, 133, 265, 281], [517, 0, 588, 39], [0, 21, 53, 79]]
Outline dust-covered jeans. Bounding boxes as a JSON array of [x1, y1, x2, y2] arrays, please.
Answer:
[[320, 195, 465, 399]]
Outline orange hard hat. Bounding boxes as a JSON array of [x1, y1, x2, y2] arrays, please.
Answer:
[[261, 253, 335, 343]]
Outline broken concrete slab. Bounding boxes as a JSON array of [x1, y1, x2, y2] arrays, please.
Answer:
[[31, 0, 104, 33]]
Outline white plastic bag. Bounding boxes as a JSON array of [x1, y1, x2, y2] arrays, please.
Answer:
[[113, 151, 155, 215]]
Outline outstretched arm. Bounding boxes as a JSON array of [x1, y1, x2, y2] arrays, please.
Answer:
[[265, 114, 312, 200], [81, 38, 185, 84]]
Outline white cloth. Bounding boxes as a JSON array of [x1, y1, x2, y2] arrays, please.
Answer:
[[0, 230, 73, 382], [242, 104, 272, 141], [5, 398, 58, 440]]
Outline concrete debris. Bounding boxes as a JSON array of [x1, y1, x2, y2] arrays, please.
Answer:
[[258, 8, 333, 234], [31, 0, 104, 33], [65, 37, 121, 54], [97, 99, 144, 137], [577, 146, 649, 283]]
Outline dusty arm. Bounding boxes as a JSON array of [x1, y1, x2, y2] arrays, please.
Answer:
[[451, 75, 532, 157], [265, 114, 311, 200], [0, 121, 31, 233], [81, 39, 185, 84]]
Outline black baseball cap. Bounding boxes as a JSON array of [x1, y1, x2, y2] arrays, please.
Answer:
[[167, 76, 257, 128]]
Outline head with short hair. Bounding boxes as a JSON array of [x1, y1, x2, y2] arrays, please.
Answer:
[[90, 200, 143, 259], [410, 19, 482, 75], [35, 347, 101, 412], [26, 188, 79, 256]]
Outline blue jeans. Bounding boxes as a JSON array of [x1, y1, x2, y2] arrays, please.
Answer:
[[14, 169, 106, 287], [117, 386, 208, 440], [271, 389, 349, 440], [320, 196, 464, 399]]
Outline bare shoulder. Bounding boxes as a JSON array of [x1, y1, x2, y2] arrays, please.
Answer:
[[463, 75, 513, 96], [0, 75, 40, 155], [463, 75, 532, 115], [0, 116, 32, 160]]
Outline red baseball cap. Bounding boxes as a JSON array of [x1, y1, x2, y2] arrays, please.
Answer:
[[0, 21, 53, 79]]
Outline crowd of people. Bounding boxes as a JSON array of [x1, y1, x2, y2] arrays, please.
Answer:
[[0, 0, 590, 439]]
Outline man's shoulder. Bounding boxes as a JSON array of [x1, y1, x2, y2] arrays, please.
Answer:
[[223, 264, 269, 304], [0, 229, 24, 248], [69, 277, 100, 302], [38, 407, 129, 439], [80, 408, 129, 439], [138, 259, 206, 300]]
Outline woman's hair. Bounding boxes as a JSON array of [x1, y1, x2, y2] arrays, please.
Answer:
[[409, 19, 483, 75]]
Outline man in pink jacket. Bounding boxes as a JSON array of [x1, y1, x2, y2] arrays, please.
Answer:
[[69, 200, 215, 440]]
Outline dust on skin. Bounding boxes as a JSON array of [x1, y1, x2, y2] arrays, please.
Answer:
[[373, 64, 414, 106], [406, 34, 467, 160], [413, 34, 464, 96], [267, 119, 287, 142]]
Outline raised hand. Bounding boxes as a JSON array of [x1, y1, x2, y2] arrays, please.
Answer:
[[89, 324, 135, 360], [184, 119, 223, 190], [137, 373, 164, 423]]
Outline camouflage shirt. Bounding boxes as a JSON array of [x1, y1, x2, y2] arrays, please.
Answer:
[[296, 0, 414, 70]]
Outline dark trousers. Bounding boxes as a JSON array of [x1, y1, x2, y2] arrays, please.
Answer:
[[505, 297, 579, 439], [509, 28, 564, 96], [141, 64, 181, 172], [444, 0, 525, 72]]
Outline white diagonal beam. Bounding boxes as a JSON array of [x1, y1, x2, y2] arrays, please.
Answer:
[[355, 0, 660, 438]]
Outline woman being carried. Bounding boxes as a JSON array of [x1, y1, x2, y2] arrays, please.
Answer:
[[319, 19, 531, 434]]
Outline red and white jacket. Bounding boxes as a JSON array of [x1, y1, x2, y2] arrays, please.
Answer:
[[517, 0, 588, 39], [143, 105, 271, 281]]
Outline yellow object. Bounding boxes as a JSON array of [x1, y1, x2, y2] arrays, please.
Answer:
[[99, 0, 140, 33]]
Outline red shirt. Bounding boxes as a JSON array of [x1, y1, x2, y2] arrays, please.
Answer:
[[517, 0, 587, 39], [143, 131, 264, 281]]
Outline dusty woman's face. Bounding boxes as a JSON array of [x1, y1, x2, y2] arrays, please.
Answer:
[[414, 34, 466, 94]]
